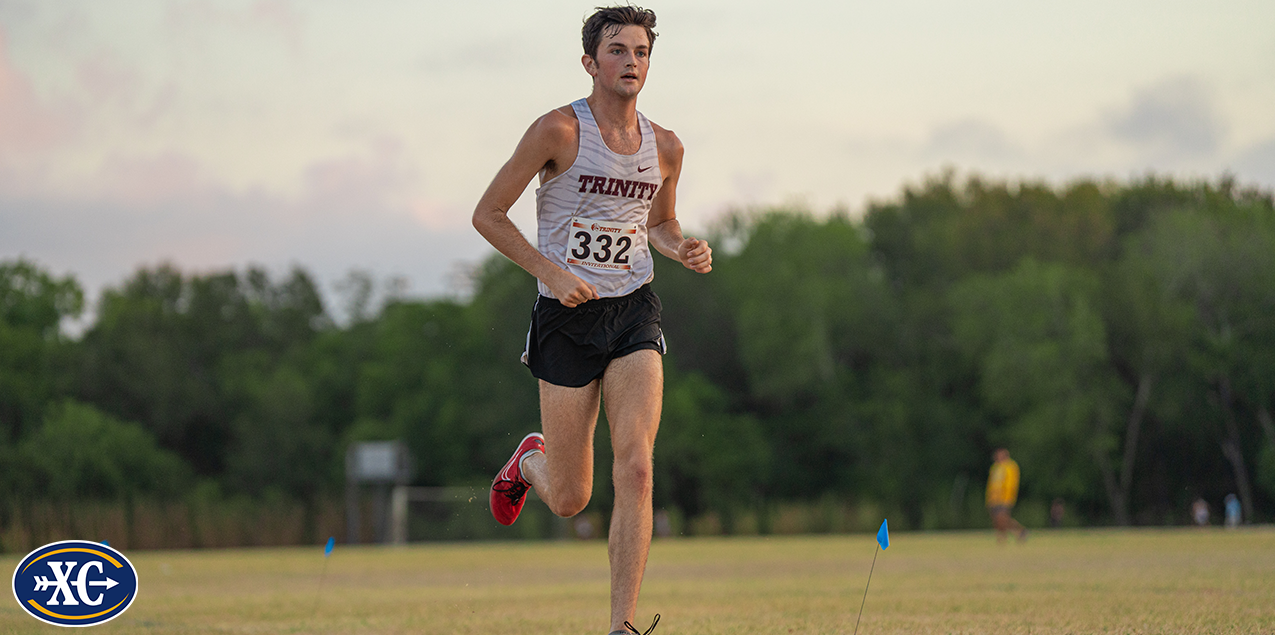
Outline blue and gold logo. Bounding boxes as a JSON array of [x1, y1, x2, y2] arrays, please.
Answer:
[[11, 540, 139, 627]]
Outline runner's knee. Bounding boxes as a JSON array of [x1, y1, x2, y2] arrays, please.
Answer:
[[550, 485, 592, 518], [612, 455, 653, 492]]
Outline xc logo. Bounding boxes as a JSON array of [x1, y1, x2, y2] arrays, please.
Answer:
[[34, 560, 120, 606], [12, 540, 138, 627]]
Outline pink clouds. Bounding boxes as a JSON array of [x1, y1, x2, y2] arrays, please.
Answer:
[[0, 134, 484, 304], [294, 134, 465, 230], [80, 134, 438, 223], [302, 136, 414, 211], [0, 29, 70, 156], [74, 50, 143, 108], [97, 151, 210, 205]]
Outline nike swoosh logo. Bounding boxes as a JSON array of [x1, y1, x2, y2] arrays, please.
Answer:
[[637, 165, 652, 173]]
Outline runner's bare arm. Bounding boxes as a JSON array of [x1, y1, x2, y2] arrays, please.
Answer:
[[647, 126, 712, 274], [472, 110, 601, 307]]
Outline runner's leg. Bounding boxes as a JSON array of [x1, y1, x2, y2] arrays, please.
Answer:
[[521, 379, 602, 518], [600, 349, 663, 633], [992, 508, 1012, 543]]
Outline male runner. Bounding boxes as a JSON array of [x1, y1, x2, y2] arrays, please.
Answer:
[[471, 6, 711, 634]]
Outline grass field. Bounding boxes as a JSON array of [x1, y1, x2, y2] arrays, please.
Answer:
[[2, 528, 1273, 634]]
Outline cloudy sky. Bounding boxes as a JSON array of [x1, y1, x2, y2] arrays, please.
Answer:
[[2, 0, 1273, 311]]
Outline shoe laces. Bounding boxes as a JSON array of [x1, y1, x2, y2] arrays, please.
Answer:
[[492, 479, 527, 503], [623, 614, 659, 635]]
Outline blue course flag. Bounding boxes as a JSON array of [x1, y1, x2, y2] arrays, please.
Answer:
[[877, 519, 889, 550], [325, 536, 335, 557]]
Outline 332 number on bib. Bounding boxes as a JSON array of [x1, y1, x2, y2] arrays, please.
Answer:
[[567, 219, 639, 271]]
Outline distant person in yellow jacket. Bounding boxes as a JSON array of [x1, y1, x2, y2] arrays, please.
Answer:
[[986, 448, 1027, 543]]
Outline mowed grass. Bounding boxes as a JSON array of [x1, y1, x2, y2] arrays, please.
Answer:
[[2, 528, 1273, 634]]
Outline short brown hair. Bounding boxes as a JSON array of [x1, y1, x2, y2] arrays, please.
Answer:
[[582, 5, 657, 60]]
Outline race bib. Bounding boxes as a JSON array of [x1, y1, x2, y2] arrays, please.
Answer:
[[566, 217, 643, 271]]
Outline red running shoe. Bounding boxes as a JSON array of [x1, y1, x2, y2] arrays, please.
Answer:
[[490, 432, 545, 525]]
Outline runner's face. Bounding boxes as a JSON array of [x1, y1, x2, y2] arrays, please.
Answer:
[[585, 25, 650, 98]]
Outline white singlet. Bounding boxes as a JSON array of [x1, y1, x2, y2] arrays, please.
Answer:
[[534, 98, 662, 299]]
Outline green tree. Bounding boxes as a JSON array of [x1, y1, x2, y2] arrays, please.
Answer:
[[952, 259, 1121, 515], [349, 256, 541, 486], [76, 265, 330, 480], [655, 369, 770, 518], [1131, 189, 1275, 522], [865, 173, 1115, 290], [721, 210, 891, 406], [0, 259, 83, 444], [1099, 235, 1196, 524], [16, 400, 191, 500], [223, 364, 331, 499]]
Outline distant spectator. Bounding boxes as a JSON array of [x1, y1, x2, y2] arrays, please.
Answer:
[[574, 515, 595, 540], [986, 448, 1027, 543], [1224, 494, 1241, 528], [1050, 498, 1065, 528], [1192, 498, 1210, 527], [653, 509, 673, 538]]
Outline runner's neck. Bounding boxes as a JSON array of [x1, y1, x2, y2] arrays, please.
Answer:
[[586, 92, 640, 138]]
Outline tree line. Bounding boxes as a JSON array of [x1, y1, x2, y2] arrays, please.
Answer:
[[2, 173, 1273, 539]]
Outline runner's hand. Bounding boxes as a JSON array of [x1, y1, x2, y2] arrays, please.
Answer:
[[678, 237, 713, 273], [548, 270, 600, 307]]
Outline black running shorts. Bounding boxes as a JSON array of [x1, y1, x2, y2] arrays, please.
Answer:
[[521, 284, 666, 388]]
